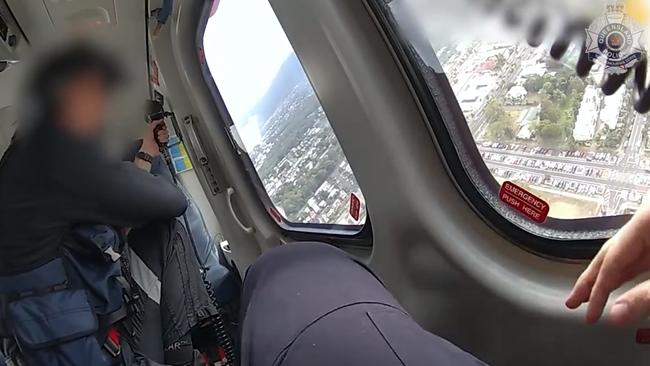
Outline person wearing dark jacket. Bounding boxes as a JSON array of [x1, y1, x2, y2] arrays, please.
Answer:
[[0, 47, 186, 275], [0, 44, 216, 366]]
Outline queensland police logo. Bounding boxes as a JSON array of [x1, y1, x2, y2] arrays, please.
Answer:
[[586, 3, 646, 74]]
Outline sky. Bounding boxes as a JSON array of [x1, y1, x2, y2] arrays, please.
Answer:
[[203, 0, 293, 125]]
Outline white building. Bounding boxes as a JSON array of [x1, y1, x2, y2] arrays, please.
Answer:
[[600, 88, 624, 130], [573, 86, 601, 142], [516, 61, 547, 85], [516, 105, 540, 140], [457, 74, 497, 116], [505, 85, 528, 105]]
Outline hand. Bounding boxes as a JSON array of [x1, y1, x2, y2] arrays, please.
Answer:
[[155, 123, 170, 146], [140, 121, 167, 156], [566, 209, 650, 326]]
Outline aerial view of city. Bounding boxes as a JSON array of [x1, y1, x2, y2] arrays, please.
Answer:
[[246, 64, 367, 226], [204, 0, 366, 227], [439, 40, 650, 219], [207, 0, 648, 225]]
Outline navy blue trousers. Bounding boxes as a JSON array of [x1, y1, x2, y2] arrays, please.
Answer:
[[240, 243, 488, 366]]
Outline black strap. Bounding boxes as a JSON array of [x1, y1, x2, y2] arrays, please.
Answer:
[[99, 305, 128, 331], [117, 248, 144, 347], [0, 281, 68, 304]]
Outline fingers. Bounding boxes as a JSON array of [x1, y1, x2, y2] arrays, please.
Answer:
[[150, 122, 169, 145], [566, 210, 650, 324], [566, 245, 607, 309], [586, 259, 622, 323], [608, 281, 650, 326], [585, 233, 643, 323], [156, 125, 169, 144]]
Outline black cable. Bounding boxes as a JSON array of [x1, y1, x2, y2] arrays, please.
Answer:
[[201, 269, 236, 366]]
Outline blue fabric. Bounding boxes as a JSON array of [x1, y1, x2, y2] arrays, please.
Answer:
[[20, 335, 110, 366], [1, 271, 110, 366], [8, 289, 97, 348], [0, 227, 127, 366], [66, 225, 124, 316]]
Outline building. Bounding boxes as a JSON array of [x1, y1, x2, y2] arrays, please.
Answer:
[[505, 85, 528, 105], [516, 105, 540, 140], [573, 86, 601, 142], [516, 60, 547, 85], [457, 74, 497, 117], [600, 87, 624, 130]]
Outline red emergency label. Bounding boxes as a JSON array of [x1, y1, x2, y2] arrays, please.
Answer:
[[499, 181, 549, 224], [350, 193, 361, 221], [269, 207, 283, 224], [636, 329, 650, 344], [150, 61, 160, 86]]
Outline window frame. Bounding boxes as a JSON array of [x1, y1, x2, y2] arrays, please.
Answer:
[[366, 0, 633, 259], [195, 0, 373, 246]]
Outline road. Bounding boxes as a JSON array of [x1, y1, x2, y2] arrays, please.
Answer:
[[479, 146, 617, 170], [622, 113, 647, 167], [484, 159, 645, 192], [481, 146, 649, 214]]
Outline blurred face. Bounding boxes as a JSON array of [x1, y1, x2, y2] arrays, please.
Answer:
[[56, 71, 110, 139]]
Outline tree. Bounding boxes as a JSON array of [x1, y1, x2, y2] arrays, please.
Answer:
[[484, 100, 506, 124], [569, 77, 586, 94], [487, 117, 518, 141], [524, 75, 545, 93], [539, 96, 564, 123], [599, 128, 625, 149], [534, 120, 566, 146]]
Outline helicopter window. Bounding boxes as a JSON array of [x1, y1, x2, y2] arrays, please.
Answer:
[[201, 0, 367, 230], [369, 0, 649, 255]]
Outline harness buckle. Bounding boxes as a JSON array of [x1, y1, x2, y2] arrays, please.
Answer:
[[103, 326, 121, 358]]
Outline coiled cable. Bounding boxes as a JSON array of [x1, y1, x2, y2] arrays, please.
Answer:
[[200, 269, 236, 366]]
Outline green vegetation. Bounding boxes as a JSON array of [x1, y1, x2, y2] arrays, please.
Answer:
[[250, 87, 351, 221], [484, 100, 518, 141], [487, 117, 518, 140], [524, 75, 545, 93], [267, 120, 344, 220], [526, 70, 587, 147], [256, 91, 321, 180], [534, 120, 567, 145], [598, 127, 626, 149]]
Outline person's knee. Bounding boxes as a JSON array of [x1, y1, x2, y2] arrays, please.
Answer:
[[245, 242, 347, 280]]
